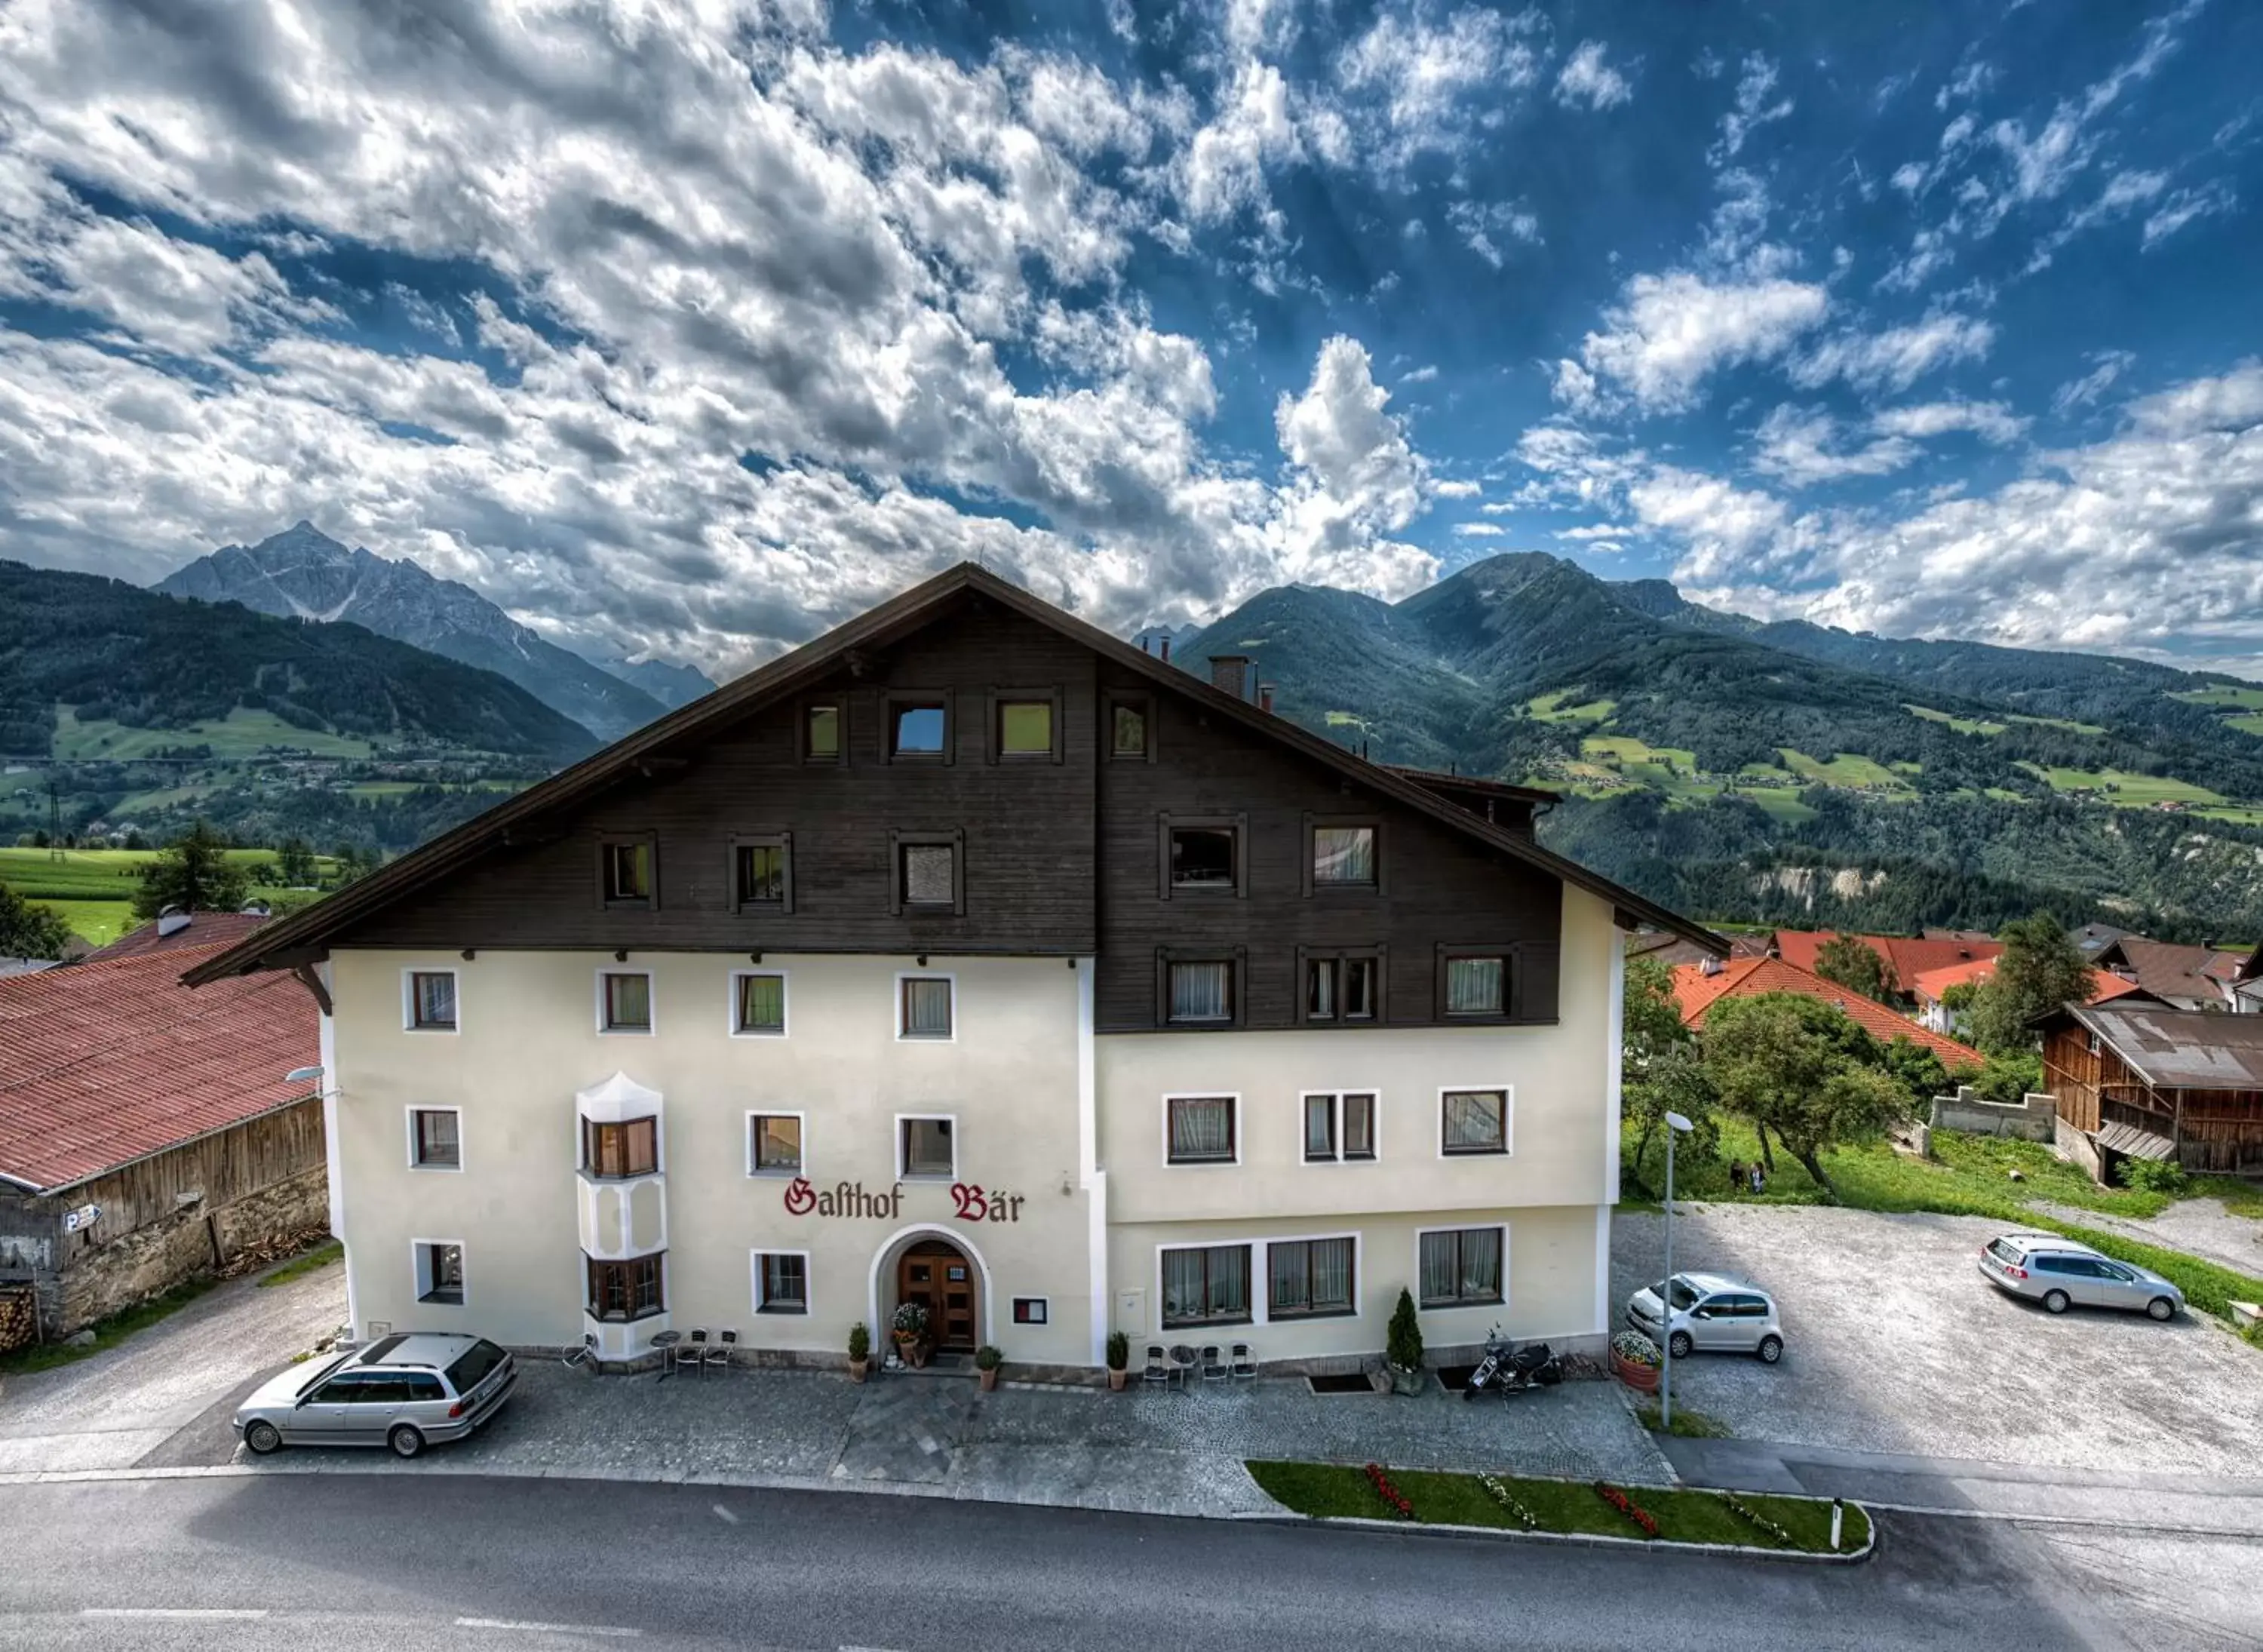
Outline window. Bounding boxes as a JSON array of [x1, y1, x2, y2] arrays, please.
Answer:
[[584, 1116, 659, 1178], [1441, 1089, 1509, 1156], [754, 1252, 808, 1315], [600, 970, 652, 1033], [993, 692, 1058, 760], [899, 975, 954, 1039], [1303, 953, 1380, 1024], [1269, 1237, 1356, 1319], [733, 972, 786, 1036], [900, 1116, 955, 1180], [586, 1253, 665, 1322], [1160, 1244, 1251, 1328], [1013, 1297, 1049, 1326], [1169, 826, 1237, 890], [1165, 1095, 1236, 1165], [410, 1107, 461, 1170], [1311, 824, 1377, 889], [748, 1113, 802, 1175], [901, 843, 954, 905], [1108, 695, 1151, 760], [1166, 959, 1235, 1025], [1420, 1227, 1503, 1307], [889, 695, 949, 760], [416, 1241, 465, 1306], [601, 837, 654, 907], [1443, 953, 1507, 1018], [732, 836, 791, 910], [1303, 1092, 1377, 1162], [803, 702, 841, 763], [407, 970, 457, 1031]]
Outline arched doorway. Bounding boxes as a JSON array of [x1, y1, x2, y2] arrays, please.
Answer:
[[896, 1237, 979, 1353]]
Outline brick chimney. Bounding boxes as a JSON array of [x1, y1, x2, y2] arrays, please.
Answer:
[[1210, 655, 1250, 699], [1258, 682, 1275, 714]]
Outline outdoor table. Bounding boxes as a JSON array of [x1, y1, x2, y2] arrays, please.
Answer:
[[650, 1328, 683, 1380]]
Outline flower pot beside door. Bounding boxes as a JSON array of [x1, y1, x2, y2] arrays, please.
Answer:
[[847, 1321, 871, 1384], [975, 1345, 1003, 1392], [892, 1301, 930, 1369]]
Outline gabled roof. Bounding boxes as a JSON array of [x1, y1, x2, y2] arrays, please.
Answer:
[[2093, 938, 2245, 1005], [1670, 956, 1985, 1067], [1771, 930, 2001, 992], [0, 941, 317, 1194], [2051, 1000, 2263, 1092], [186, 563, 1724, 987], [1909, 955, 2147, 1008], [85, 910, 269, 962]]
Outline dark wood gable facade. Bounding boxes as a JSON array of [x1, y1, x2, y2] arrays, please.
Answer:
[[309, 591, 1562, 1033]]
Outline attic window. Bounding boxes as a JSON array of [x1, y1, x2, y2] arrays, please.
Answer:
[[600, 837, 656, 909], [889, 696, 950, 760], [803, 703, 842, 763]]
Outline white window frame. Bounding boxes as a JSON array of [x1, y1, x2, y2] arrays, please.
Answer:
[[895, 970, 957, 1042], [1413, 1223, 1509, 1312], [1160, 1092, 1242, 1168], [412, 1237, 468, 1308], [1154, 1239, 1257, 1330], [745, 1110, 807, 1179], [751, 1248, 812, 1316], [1297, 1090, 1381, 1165], [401, 966, 461, 1034], [1262, 1230, 1364, 1322], [895, 1111, 959, 1181], [595, 966, 656, 1036], [404, 1105, 464, 1173], [1436, 1083, 1514, 1159], [727, 969, 790, 1039]]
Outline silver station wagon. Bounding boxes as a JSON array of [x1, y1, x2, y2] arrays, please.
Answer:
[[234, 1332, 517, 1459], [1978, 1233, 2185, 1321], [1626, 1270, 1785, 1363]]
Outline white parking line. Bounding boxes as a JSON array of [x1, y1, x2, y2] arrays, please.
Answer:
[[455, 1617, 641, 1638], [711, 1502, 739, 1523], [82, 1608, 270, 1620]]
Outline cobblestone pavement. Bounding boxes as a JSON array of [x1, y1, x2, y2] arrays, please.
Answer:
[[0, 1263, 345, 1474], [1613, 1203, 2263, 1477]]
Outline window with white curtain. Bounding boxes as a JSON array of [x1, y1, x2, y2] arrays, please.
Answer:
[[1269, 1237, 1355, 1318], [1166, 960, 1233, 1024], [1166, 1095, 1236, 1164], [1160, 1244, 1251, 1328], [900, 976, 953, 1039], [1445, 955, 1506, 1016], [408, 971, 457, 1030], [1303, 1092, 1377, 1162], [1420, 1227, 1503, 1307], [1311, 825, 1377, 888], [1441, 1089, 1509, 1155]]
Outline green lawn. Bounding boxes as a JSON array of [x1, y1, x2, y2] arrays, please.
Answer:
[[258, 1240, 343, 1288], [0, 846, 339, 945], [2227, 714, 2263, 738], [2172, 685, 2263, 710], [1744, 788, 1819, 823], [1907, 704, 2007, 737], [1245, 1461, 1869, 1553], [2015, 764, 2230, 806], [52, 705, 376, 760], [1527, 692, 1618, 725], [1584, 735, 1700, 772], [1777, 748, 1911, 790]]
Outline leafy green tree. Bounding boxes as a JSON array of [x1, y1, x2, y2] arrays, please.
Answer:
[[1967, 914, 2094, 1054], [1814, 934, 1890, 1002], [1969, 1049, 2043, 1104], [0, 883, 74, 959], [1620, 953, 1720, 1190], [1881, 1035, 1970, 1112], [275, 837, 319, 887], [1703, 993, 1910, 1194], [131, 821, 250, 919]]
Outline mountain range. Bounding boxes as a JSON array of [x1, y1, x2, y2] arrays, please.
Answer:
[[157, 524, 715, 741]]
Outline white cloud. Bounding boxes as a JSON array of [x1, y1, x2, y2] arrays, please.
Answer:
[[1564, 271, 1829, 416], [2143, 180, 2237, 247], [1555, 41, 1632, 112], [1870, 399, 2027, 444], [1432, 477, 1480, 497], [1453, 521, 1506, 536], [1709, 54, 1792, 164], [1791, 312, 1994, 394], [1750, 405, 1917, 487], [2052, 350, 2137, 416], [1266, 335, 1440, 594], [1447, 197, 1541, 269], [1334, 6, 1542, 169]]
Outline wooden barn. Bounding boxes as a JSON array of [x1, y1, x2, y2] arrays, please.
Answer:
[[2040, 1002, 2263, 1179]]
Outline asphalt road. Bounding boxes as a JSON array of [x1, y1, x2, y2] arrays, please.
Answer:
[[2, 1475, 2255, 1651]]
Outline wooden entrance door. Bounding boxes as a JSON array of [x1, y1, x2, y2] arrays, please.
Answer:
[[898, 1240, 978, 1352]]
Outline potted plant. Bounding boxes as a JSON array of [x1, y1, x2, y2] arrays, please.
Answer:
[[847, 1321, 871, 1383], [891, 1301, 929, 1368], [1105, 1330, 1130, 1392], [1386, 1287, 1426, 1396], [1611, 1330, 1663, 1393], [975, 1344, 1004, 1392]]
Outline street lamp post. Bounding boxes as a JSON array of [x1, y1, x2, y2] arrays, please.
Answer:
[[1660, 1110, 1693, 1432]]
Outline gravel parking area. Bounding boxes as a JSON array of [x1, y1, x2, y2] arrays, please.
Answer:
[[1612, 1203, 2263, 1479]]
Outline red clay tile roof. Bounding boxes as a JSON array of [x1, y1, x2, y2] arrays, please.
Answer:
[[1771, 930, 2002, 991], [0, 940, 317, 1193], [1671, 956, 1985, 1067], [1910, 955, 2146, 1008], [84, 911, 270, 962]]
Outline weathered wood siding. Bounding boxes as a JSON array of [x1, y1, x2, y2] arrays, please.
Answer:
[[2042, 1021, 2263, 1172]]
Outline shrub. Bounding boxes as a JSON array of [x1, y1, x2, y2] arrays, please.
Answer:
[[2116, 1157, 2188, 1196], [974, 1344, 1003, 1371], [1386, 1287, 1423, 1372], [1105, 1329, 1130, 1371], [848, 1322, 870, 1362]]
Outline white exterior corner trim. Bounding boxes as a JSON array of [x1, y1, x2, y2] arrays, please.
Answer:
[[1605, 937, 1625, 1205], [1076, 957, 1107, 1366]]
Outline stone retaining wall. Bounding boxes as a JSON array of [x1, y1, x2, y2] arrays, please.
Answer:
[[1930, 1086, 2058, 1142]]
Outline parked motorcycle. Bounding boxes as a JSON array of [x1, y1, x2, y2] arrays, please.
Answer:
[[1462, 1325, 1562, 1399]]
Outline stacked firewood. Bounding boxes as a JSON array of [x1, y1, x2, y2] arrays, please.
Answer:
[[0, 1286, 37, 1354], [217, 1226, 336, 1280]]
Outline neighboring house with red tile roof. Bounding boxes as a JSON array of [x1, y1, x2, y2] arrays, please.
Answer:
[[1770, 930, 2002, 1002], [82, 909, 271, 963], [1672, 955, 1985, 1069], [1908, 955, 2148, 1035], [0, 941, 327, 1346]]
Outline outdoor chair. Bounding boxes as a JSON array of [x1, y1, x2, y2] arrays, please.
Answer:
[[1199, 1343, 1227, 1383], [1229, 1342, 1257, 1381], [1141, 1344, 1171, 1388], [680, 1328, 709, 1377], [707, 1328, 737, 1373]]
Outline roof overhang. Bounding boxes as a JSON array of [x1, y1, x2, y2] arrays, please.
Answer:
[[185, 563, 1727, 988]]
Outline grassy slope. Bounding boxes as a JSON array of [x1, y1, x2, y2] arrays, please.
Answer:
[[0, 846, 333, 945], [54, 705, 377, 760]]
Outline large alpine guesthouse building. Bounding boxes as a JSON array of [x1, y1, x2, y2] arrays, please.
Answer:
[[186, 564, 1720, 1372]]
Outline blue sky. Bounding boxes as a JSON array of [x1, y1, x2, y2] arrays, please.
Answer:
[[0, 1, 2258, 678]]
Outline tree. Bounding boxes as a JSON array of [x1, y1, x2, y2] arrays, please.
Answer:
[[1813, 935, 1890, 1002], [1881, 1034, 1967, 1112], [1967, 914, 2094, 1054], [275, 837, 318, 888], [1702, 993, 1909, 1194], [131, 821, 250, 920], [0, 883, 74, 960], [1620, 954, 1720, 1191]]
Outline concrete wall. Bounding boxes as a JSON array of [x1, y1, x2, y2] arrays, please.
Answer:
[[1930, 1086, 2059, 1142], [2056, 1114, 2104, 1183]]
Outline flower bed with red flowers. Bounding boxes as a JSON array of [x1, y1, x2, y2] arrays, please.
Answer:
[[1594, 1481, 1660, 1537], [1364, 1462, 1416, 1520]]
